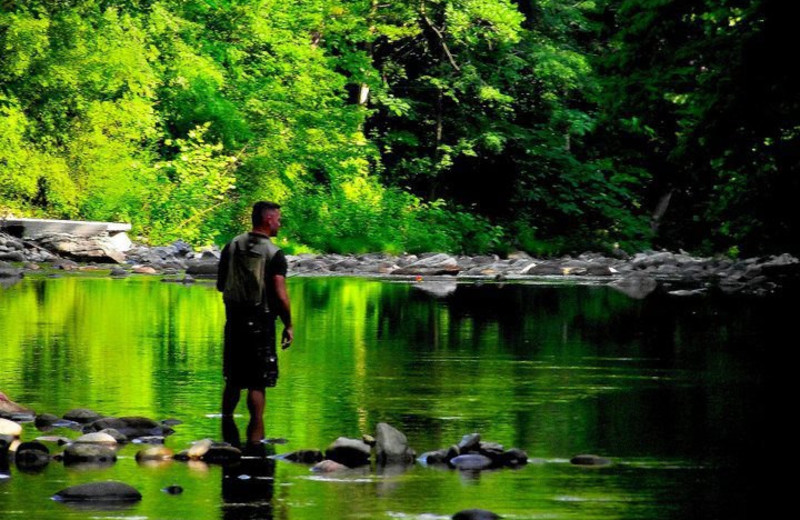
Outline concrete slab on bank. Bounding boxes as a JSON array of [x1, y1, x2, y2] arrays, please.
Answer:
[[0, 218, 131, 238]]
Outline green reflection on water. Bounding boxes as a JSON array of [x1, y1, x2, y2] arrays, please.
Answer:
[[0, 276, 774, 519]]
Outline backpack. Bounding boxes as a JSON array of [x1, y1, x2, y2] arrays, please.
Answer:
[[222, 233, 280, 310]]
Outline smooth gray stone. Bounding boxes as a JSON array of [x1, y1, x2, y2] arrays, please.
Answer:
[[62, 444, 117, 466], [375, 422, 415, 465]]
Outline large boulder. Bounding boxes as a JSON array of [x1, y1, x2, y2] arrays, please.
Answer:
[[52, 481, 141, 502], [374, 422, 416, 465], [392, 254, 460, 276], [37, 234, 125, 264], [186, 260, 219, 277], [325, 437, 371, 467]]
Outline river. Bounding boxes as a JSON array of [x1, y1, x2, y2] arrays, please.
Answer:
[[0, 275, 780, 519]]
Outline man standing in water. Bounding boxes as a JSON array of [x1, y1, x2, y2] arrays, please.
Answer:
[[217, 201, 293, 447]]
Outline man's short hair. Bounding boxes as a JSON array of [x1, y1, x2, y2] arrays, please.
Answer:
[[252, 201, 281, 227]]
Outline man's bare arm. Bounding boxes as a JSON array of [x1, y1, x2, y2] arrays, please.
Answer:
[[273, 274, 293, 349]]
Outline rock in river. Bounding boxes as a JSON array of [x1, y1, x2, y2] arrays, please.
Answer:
[[136, 446, 174, 462], [63, 408, 102, 424], [53, 481, 142, 502], [74, 432, 118, 445], [375, 422, 416, 465], [282, 449, 324, 464], [14, 441, 50, 471], [325, 437, 371, 467], [0, 392, 34, 420], [62, 443, 117, 466], [0, 418, 22, 437], [570, 454, 611, 466]]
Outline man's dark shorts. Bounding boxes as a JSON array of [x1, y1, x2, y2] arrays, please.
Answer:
[[223, 305, 278, 389]]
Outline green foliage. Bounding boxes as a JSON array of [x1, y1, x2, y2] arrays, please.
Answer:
[[1, 0, 794, 255]]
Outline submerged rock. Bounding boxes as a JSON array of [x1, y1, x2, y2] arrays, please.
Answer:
[[53, 481, 142, 502], [83, 416, 168, 439], [202, 445, 241, 464], [453, 509, 501, 520], [500, 448, 528, 467], [99, 428, 128, 443], [282, 450, 324, 464], [570, 454, 611, 466], [14, 441, 50, 471], [136, 446, 174, 462], [63, 409, 102, 424], [325, 437, 371, 467], [34, 413, 60, 430], [449, 454, 493, 471], [311, 459, 348, 473]]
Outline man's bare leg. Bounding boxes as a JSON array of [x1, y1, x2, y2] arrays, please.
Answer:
[[222, 383, 241, 417], [246, 388, 265, 445]]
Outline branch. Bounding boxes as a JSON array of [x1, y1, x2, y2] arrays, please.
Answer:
[[419, 3, 460, 72]]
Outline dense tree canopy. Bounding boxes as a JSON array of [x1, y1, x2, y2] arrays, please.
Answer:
[[1, 0, 795, 255]]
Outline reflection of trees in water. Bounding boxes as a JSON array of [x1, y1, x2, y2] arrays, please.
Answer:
[[220, 417, 275, 520]]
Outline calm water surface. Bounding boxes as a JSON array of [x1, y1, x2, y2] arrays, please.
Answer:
[[0, 275, 779, 519]]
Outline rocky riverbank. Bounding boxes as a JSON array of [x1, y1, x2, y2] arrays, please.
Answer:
[[2, 231, 799, 297]]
